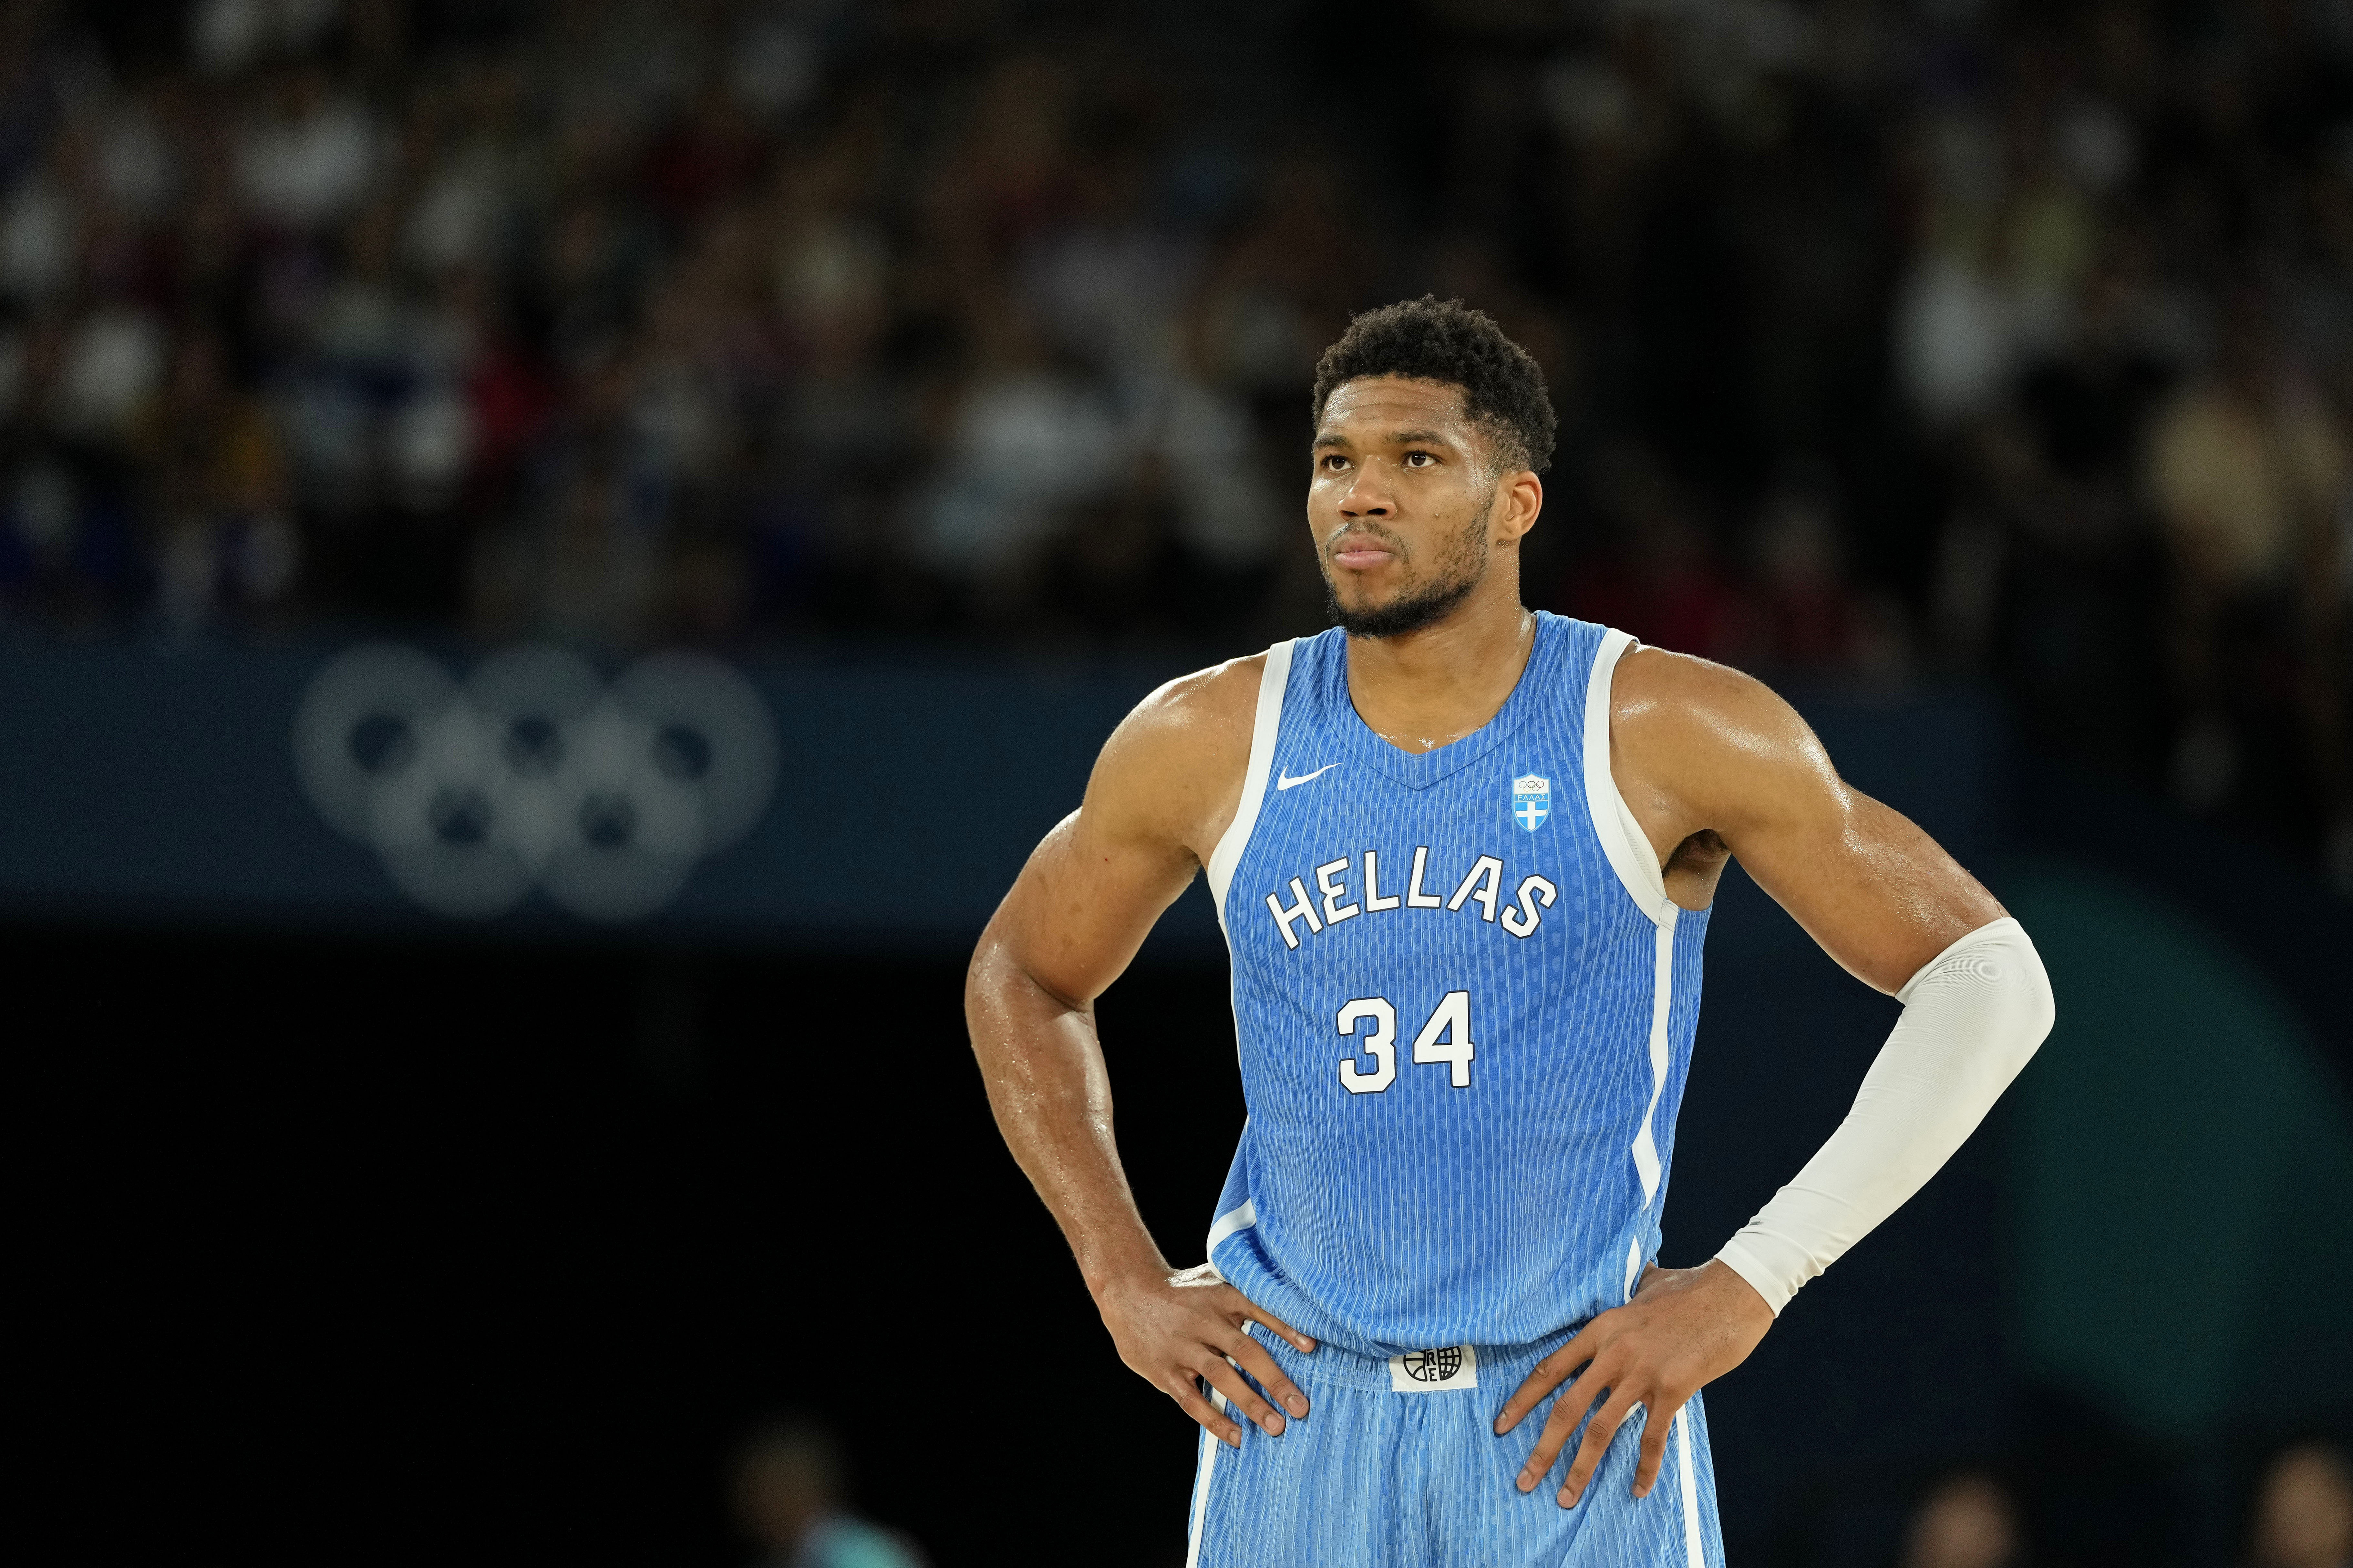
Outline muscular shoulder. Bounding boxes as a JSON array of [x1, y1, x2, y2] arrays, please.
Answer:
[[1085, 652, 1265, 866], [1608, 646, 1842, 834], [1608, 647, 2005, 987]]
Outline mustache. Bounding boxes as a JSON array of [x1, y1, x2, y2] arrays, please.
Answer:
[[1324, 521, 1409, 557]]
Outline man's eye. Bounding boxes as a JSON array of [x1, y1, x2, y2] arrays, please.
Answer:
[[1321, 454, 1349, 471], [1404, 451, 1434, 467]]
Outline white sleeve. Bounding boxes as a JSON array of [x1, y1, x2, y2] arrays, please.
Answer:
[[1712, 916, 2056, 1316]]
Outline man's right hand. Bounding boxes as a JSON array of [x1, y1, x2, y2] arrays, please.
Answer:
[[1096, 1265, 1316, 1447]]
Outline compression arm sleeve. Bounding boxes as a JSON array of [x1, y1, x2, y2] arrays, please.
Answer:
[[1712, 916, 2056, 1315]]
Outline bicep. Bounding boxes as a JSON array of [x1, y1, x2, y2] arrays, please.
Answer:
[[1728, 782, 2004, 994], [974, 656, 1255, 1010], [1635, 659, 2003, 994], [990, 804, 1201, 1007]]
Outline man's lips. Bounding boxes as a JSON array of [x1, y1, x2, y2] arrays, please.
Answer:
[[1330, 535, 1397, 570]]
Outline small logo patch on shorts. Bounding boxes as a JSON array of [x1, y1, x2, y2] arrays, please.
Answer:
[[1389, 1343, 1479, 1392]]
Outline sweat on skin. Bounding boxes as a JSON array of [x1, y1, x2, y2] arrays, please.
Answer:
[[965, 363, 2051, 1527]]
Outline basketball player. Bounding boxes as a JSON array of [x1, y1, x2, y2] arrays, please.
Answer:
[[965, 298, 2055, 1565]]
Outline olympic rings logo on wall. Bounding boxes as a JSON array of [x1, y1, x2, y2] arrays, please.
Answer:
[[294, 643, 779, 921]]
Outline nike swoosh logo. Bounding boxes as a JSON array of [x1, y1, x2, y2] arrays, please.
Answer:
[[1276, 764, 1340, 790]]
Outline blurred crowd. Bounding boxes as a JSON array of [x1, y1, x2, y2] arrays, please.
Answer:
[[1893, 1443, 2351, 1568], [734, 1415, 926, 1568], [726, 1416, 2353, 1568], [0, 0, 2347, 873]]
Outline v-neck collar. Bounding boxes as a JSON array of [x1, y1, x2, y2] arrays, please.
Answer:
[[1321, 612, 1564, 792]]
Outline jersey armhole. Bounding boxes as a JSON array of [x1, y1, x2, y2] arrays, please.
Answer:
[[1583, 629, 1674, 925], [1203, 639, 1295, 927]]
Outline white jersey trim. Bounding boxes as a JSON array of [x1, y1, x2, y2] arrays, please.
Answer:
[[1582, 628, 1673, 925], [1184, 1417, 1220, 1568], [1205, 1197, 1257, 1260], [1205, 639, 1296, 927], [1675, 1405, 1704, 1568], [1629, 910, 1681, 1202]]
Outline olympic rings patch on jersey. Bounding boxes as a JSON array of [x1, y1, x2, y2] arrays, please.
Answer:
[[1510, 772, 1551, 833], [294, 642, 778, 921]]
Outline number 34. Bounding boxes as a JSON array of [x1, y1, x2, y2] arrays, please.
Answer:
[[1336, 991, 1474, 1094]]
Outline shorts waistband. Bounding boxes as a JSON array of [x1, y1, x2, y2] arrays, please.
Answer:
[[1243, 1321, 1586, 1394]]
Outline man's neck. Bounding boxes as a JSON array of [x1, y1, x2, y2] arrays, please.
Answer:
[[1343, 581, 1536, 756]]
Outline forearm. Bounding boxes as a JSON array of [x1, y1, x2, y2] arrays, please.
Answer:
[[966, 935, 1166, 1298], [1715, 916, 2056, 1314]]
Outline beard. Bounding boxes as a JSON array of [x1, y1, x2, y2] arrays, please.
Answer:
[[1321, 501, 1493, 639]]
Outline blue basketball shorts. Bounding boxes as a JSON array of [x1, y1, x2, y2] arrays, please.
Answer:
[[1182, 1326, 1726, 1567]]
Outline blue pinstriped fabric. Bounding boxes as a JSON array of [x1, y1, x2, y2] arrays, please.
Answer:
[[1189, 613, 1723, 1565], [1205, 613, 1712, 1357], [1187, 1331, 1725, 1568]]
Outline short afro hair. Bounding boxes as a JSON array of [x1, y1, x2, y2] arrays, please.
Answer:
[[1311, 296, 1556, 475]]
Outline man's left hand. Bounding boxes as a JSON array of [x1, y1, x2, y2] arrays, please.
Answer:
[[1493, 1259, 1775, 1506]]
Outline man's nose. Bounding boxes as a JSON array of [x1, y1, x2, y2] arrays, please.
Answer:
[[1340, 474, 1393, 518]]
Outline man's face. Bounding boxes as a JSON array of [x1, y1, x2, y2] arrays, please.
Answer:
[[1308, 376, 1517, 638]]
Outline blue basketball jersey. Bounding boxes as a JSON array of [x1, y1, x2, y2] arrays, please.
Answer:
[[1200, 613, 1710, 1358]]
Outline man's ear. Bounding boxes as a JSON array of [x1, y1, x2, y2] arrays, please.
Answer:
[[1496, 469, 1543, 541]]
